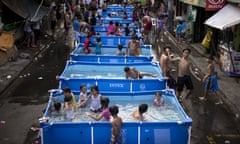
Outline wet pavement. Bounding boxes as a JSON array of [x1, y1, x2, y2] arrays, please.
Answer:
[[0, 41, 71, 144], [157, 30, 240, 144], [0, 25, 240, 144]]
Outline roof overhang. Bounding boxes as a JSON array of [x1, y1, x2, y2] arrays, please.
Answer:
[[2, 0, 50, 22], [204, 4, 240, 30]]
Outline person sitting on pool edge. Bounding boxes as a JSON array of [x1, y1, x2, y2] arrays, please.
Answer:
[[124, 66, 157, 80], [132, 103, 148, 121]]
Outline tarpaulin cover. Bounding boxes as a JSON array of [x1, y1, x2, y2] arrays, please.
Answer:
[[2, 0, 50, 22], [0, 32, 15, 50], [204, 4, 240, 30]]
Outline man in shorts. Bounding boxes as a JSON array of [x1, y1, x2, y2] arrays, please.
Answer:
[[170, 48, 200, 101], [199, 56, 223, 104]]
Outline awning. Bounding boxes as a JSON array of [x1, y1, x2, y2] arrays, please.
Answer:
[[204, 4, 240, 30], [2, 0, 50, 22], [179, 0, 206, 8]]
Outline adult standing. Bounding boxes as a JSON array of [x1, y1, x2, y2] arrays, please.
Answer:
[[126, 35, 140, 56], [159, 46, 176, 89]]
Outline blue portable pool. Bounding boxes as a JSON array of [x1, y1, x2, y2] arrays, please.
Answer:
[[102, 11, 132, 17], [70, 44, 153, 62], [79, 35, 141, 47], [106, 5, 134, 12], [93, 25, 138, 33], [57, 61, 165, 93], [103, 18, 132, 24], [40, 89, 192, 144]]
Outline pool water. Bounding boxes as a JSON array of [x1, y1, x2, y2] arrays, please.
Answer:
[[61, 63, 162, 79], [47, 94, 184, 122], [73, 46, 150, 56]]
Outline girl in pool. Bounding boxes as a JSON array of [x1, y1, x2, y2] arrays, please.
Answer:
[[64, 96, 75, 120], [78, 84, 89, 108], [81, 85, 102, 113], [86, 97, 110, 121], [153, 91, 164, 107]]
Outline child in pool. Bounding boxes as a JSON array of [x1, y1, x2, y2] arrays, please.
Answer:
[[153, 91, 164, 107], [50, 99, 62, 113], [109, 105, 123, 144], [64, 96, 75, 120], [86, 97, 110, 121], [78, 84, 89, 108], [63, 87, 77, 111], [116, 44, 125, 56], [81, 85, 102, 113], [94, 37, 102, 55], [83, 35, 92, 54], [132, 103, 148, 121]]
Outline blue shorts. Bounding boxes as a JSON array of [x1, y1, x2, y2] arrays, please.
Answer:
[[204, 75, 220, 92]]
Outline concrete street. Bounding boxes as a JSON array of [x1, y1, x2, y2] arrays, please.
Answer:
[[0, 17, 240, 144]]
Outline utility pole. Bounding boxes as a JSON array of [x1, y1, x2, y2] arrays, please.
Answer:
[[167, 0, 174, 35]]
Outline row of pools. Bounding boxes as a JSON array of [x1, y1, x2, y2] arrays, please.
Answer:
[[40, 5, 192, 144]]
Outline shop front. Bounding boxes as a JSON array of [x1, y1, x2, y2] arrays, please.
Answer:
[[205, 4, 240, 77]]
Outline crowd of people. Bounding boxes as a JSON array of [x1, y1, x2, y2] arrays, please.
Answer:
[[27, 1, 224, 143], [48, 85, 164, 143]]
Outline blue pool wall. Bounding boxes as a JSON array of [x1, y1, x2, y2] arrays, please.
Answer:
[[40, 121, 191, 144], [93, 25, 137, 32], [41, 90, 192, 144], [70, 55, 153, 63], [70, 44, 153, 62], [58, 78, 167, 94], [57, 61, 165, 93], [79, 35, 134, 46]]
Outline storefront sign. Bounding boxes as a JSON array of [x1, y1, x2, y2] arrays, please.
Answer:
[[206, 0, 226, 11]]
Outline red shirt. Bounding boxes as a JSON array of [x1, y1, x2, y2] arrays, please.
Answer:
[[144, 20, 152, 31], [84, 38, 91, 54], [89, 31, 96, 36]]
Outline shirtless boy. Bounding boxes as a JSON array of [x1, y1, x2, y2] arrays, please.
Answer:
[[199, 56, 223, 104], [170, 48, 199, 100], [124, 66, 156, 80], [132, 103, 148, 121], [159, 46, 171, 78], [126, 35, 140, 56], [109, 105, 123, 144], [159, 46, 176, 88]]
